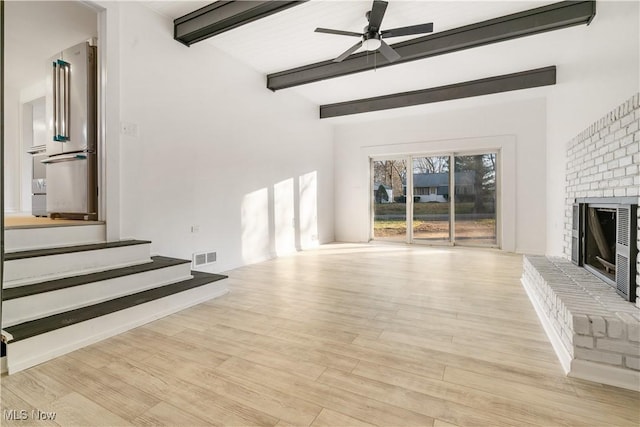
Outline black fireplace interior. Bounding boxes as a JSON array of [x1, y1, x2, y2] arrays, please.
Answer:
[[572, 199, 638, 302], [585, 207, 617, 280]]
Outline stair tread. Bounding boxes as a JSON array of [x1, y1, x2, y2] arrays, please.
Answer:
[[4, 239, 151, 261], [4, 271, 227, 343], [3, 256, 191, 301]]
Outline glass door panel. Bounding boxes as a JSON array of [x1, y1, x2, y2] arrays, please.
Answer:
[[372, 159, 407, 242], [412, 156, 450, 242], [454, 153, 497, 245]]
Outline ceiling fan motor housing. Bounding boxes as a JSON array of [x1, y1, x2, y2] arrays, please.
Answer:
[[362, 31, 382, 51]]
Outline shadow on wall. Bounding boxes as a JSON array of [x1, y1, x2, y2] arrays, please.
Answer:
[[241, 171, 318, 264]]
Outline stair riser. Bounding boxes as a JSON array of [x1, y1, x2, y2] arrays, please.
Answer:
[[5, 224, 106, 253], [3, 244, 151, 287], [6, 281, 229, 374], [3, 263, 193, 327]]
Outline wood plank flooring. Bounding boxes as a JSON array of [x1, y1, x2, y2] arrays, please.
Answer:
[[2, 243, 639, 426], [4, 216, 103, 229]]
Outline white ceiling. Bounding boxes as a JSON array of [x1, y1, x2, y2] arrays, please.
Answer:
[[144, 0, 566, 122]]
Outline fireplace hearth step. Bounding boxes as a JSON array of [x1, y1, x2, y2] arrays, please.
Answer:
[[521, 255, 640, 391]]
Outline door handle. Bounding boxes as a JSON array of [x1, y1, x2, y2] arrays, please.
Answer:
[[54, 59, 70, 141], [27, 145, 47, 155], [41, 153, 86, 164], [63, 60, 70, 141], [52, 61, 58, 141]]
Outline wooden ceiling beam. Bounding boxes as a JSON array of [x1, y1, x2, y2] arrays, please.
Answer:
[[174, 1, 307, 47], [267, 1, 594, 91], [319, 66, 557, 118]]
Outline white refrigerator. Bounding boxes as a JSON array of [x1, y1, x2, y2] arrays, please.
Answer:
[[43, 40, 98, 220]]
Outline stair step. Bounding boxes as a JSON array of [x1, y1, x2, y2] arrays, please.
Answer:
[[3, 240, 152, 286], [5, 223, 105, 253], [2, 257, 194, 327], [4, 271, 228, 374], [3, 256, 190, 301], [5, 239, 150, 260], [4, 271, 227, 343]]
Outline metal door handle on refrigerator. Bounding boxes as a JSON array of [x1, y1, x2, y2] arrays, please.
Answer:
[[52, 61, 58, 141], [41, 153, 86, 164], [53, 59, 70, 142], [63, 59, 70, 140], [26, 146, 47, 155]]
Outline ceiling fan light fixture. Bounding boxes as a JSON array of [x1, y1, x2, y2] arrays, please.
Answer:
[[362, 37, 382, 51]]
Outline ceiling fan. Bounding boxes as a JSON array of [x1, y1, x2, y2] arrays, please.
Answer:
[[315, 0, 434, 63]]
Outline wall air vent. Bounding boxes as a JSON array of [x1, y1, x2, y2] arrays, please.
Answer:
[[193, 251, 217, 268]]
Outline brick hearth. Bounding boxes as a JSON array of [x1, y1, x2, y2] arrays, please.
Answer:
[[523, 256, 639, 384]]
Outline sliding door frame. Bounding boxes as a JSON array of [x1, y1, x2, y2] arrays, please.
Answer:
[[370, 149, 501, 248]]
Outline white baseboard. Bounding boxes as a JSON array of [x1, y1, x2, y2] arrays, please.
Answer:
[[521, 277, 572, 374], [570, 359, 640, 392], [7, 281, 228, 374]]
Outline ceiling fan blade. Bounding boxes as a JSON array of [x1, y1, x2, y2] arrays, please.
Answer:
[[381, 22, 434, 38], [315, 27, 363, 37], [367, 0, 388, 32], [378, 39, 401, 63], [333, 41, 363, 63]]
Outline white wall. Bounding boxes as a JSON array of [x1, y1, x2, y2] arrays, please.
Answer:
[[333, 97, 547, 254], [3, 1, 97, 212], [545, 0, 640, 255], [115, 2, 334, 272]]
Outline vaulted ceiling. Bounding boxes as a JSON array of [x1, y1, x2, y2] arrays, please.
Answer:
[[144, 0, 596, 122]]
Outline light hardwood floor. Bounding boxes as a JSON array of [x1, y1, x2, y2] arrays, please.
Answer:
[[2, 243, 639, 426]]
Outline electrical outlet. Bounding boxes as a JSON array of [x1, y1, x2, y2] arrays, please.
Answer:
[[190, 225, 200, 233], [121, 122, 138, 137]]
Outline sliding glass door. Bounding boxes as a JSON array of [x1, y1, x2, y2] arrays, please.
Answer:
[[371, 151, 498, 247], [412, 156, 450, 243], [372, 159, 407, 242], [454, 153, 497, 245]]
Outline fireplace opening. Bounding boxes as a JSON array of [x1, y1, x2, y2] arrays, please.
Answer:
[[572, 198, 638, 302], [585, 207, 617, 281]]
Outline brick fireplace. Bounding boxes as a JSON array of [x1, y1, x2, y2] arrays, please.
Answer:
[[564, 93, 640, 307], [522, 93, 640, 391]]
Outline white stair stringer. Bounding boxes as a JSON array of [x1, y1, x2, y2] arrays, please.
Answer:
[[4, 243, 151, 287], [5, 224, 105, 253], [3, 263, 193, 327], [6, 280, 229, 374]]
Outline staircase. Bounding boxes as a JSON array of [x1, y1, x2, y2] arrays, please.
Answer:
[[1, 224, 228, 374]]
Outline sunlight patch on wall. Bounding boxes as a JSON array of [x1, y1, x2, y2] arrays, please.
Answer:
[[299, 171, 319, 249], [274, 178, 296, 256], [241, 188, 270, 264]]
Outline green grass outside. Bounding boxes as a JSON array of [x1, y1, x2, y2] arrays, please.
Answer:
[[375, 202, 484, 215]]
